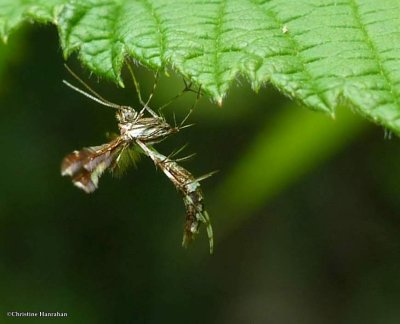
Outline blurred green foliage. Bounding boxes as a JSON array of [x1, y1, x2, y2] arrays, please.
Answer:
[[1, 27, 400, 324]]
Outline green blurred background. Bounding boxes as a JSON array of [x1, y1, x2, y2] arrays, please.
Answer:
[[1, 26, 400, 324]]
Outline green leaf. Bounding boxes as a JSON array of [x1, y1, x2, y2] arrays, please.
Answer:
[[0, 0, 64, 42], [1, 1, 400, 133]]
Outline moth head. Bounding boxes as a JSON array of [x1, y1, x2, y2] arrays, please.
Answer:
[[116, 107, 138, 123]]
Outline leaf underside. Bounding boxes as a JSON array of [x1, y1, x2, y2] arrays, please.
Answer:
[[1, 0, 400, 133]]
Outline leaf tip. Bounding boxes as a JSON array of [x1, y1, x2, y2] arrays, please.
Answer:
[[62, 47, 71, 60], [251, 80, 262, 94]]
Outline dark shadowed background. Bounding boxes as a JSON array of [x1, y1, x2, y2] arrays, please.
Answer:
[[1, 26, 400, 324]]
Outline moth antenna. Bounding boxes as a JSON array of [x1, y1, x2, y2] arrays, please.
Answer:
[[63, 80, 122, 110], [64, 64, 124, 109]]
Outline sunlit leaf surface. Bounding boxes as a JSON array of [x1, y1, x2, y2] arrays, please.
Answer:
[[1, 0, 400, 133]]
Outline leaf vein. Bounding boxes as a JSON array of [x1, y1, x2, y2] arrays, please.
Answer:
[[253, 0, 331, 112], [212, 0, 227, 96], [349, 0, 400, 113], [139, 0, 166, 64]]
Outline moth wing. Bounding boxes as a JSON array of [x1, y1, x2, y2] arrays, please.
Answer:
[[61, 138, 125, 193]]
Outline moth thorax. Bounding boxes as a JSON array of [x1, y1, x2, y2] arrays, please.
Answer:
[[121, 118, 176, 142]]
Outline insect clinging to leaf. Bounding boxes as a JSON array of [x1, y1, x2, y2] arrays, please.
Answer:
[[61, 63, 215, 253]]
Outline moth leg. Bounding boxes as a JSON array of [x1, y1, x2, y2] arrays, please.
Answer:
[[126, 61, 159, 118], [136, 140, 214, 253], [157, 79, 199, 113]]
